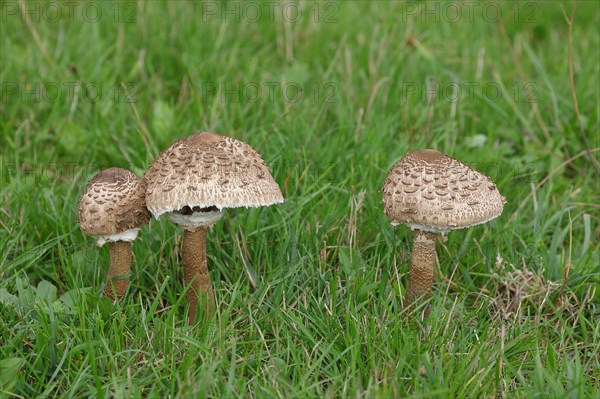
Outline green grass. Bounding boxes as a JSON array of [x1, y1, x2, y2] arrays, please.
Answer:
[[1, 1, 599, 397]]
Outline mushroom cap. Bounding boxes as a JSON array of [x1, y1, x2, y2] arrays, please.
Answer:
[[78, 167, 150, 237], [382, 149, 506, 233], [144, 132, 284, 218]]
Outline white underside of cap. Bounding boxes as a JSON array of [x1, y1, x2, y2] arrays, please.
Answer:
[[391, 213, 502, 234], [405, 223, 452, 234], [165, 210, 224, 230], [96, 228, 140, 247], [150, 198, 283, 219]]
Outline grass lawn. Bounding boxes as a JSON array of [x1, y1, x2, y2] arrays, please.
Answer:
[[1, 1, 599, 397]]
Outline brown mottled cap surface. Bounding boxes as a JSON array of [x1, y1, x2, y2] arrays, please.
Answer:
[[382, 149, 506, 232], [78, 168, 150, 236], [145, 132, 284, 217]]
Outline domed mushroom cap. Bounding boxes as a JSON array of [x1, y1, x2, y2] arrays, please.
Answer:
[[78, 168, 150, 237], [145, 132, 284, 218], [382, 149, 506, 232]]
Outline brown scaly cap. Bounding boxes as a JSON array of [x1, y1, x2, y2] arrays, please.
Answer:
[[78, 168, 151, 236], [144, 132, 284, 218], [382, 149, 506, 232]]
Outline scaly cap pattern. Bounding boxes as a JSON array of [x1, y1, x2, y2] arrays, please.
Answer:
[[145, 132, 284, 218], [78, 168, 150, 236], [382, 149, 506, 232]]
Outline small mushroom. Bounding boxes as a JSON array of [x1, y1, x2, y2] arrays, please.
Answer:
[[78, 168, 150, 300], [382, 149, 506, 318], [145, 132, 283, 324]]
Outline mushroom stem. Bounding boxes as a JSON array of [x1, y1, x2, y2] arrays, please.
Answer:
[[182, 226, 214, 324], [404, 230, 437, 315], [104, 241, 132, 301]]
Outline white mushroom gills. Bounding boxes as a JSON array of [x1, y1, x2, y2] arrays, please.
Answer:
[[165, 210, 224, 230], [96, 228, 140, 247]]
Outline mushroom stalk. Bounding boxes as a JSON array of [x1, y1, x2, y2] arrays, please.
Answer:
[[404, 230, 437, 313], [182, 226, 214, 324], [104, 241, 132, 300]]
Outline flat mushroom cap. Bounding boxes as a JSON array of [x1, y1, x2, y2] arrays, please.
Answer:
[[145, 132, 284, 218], [78, 168, 151, 236], [382, 149, 506, 233]]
